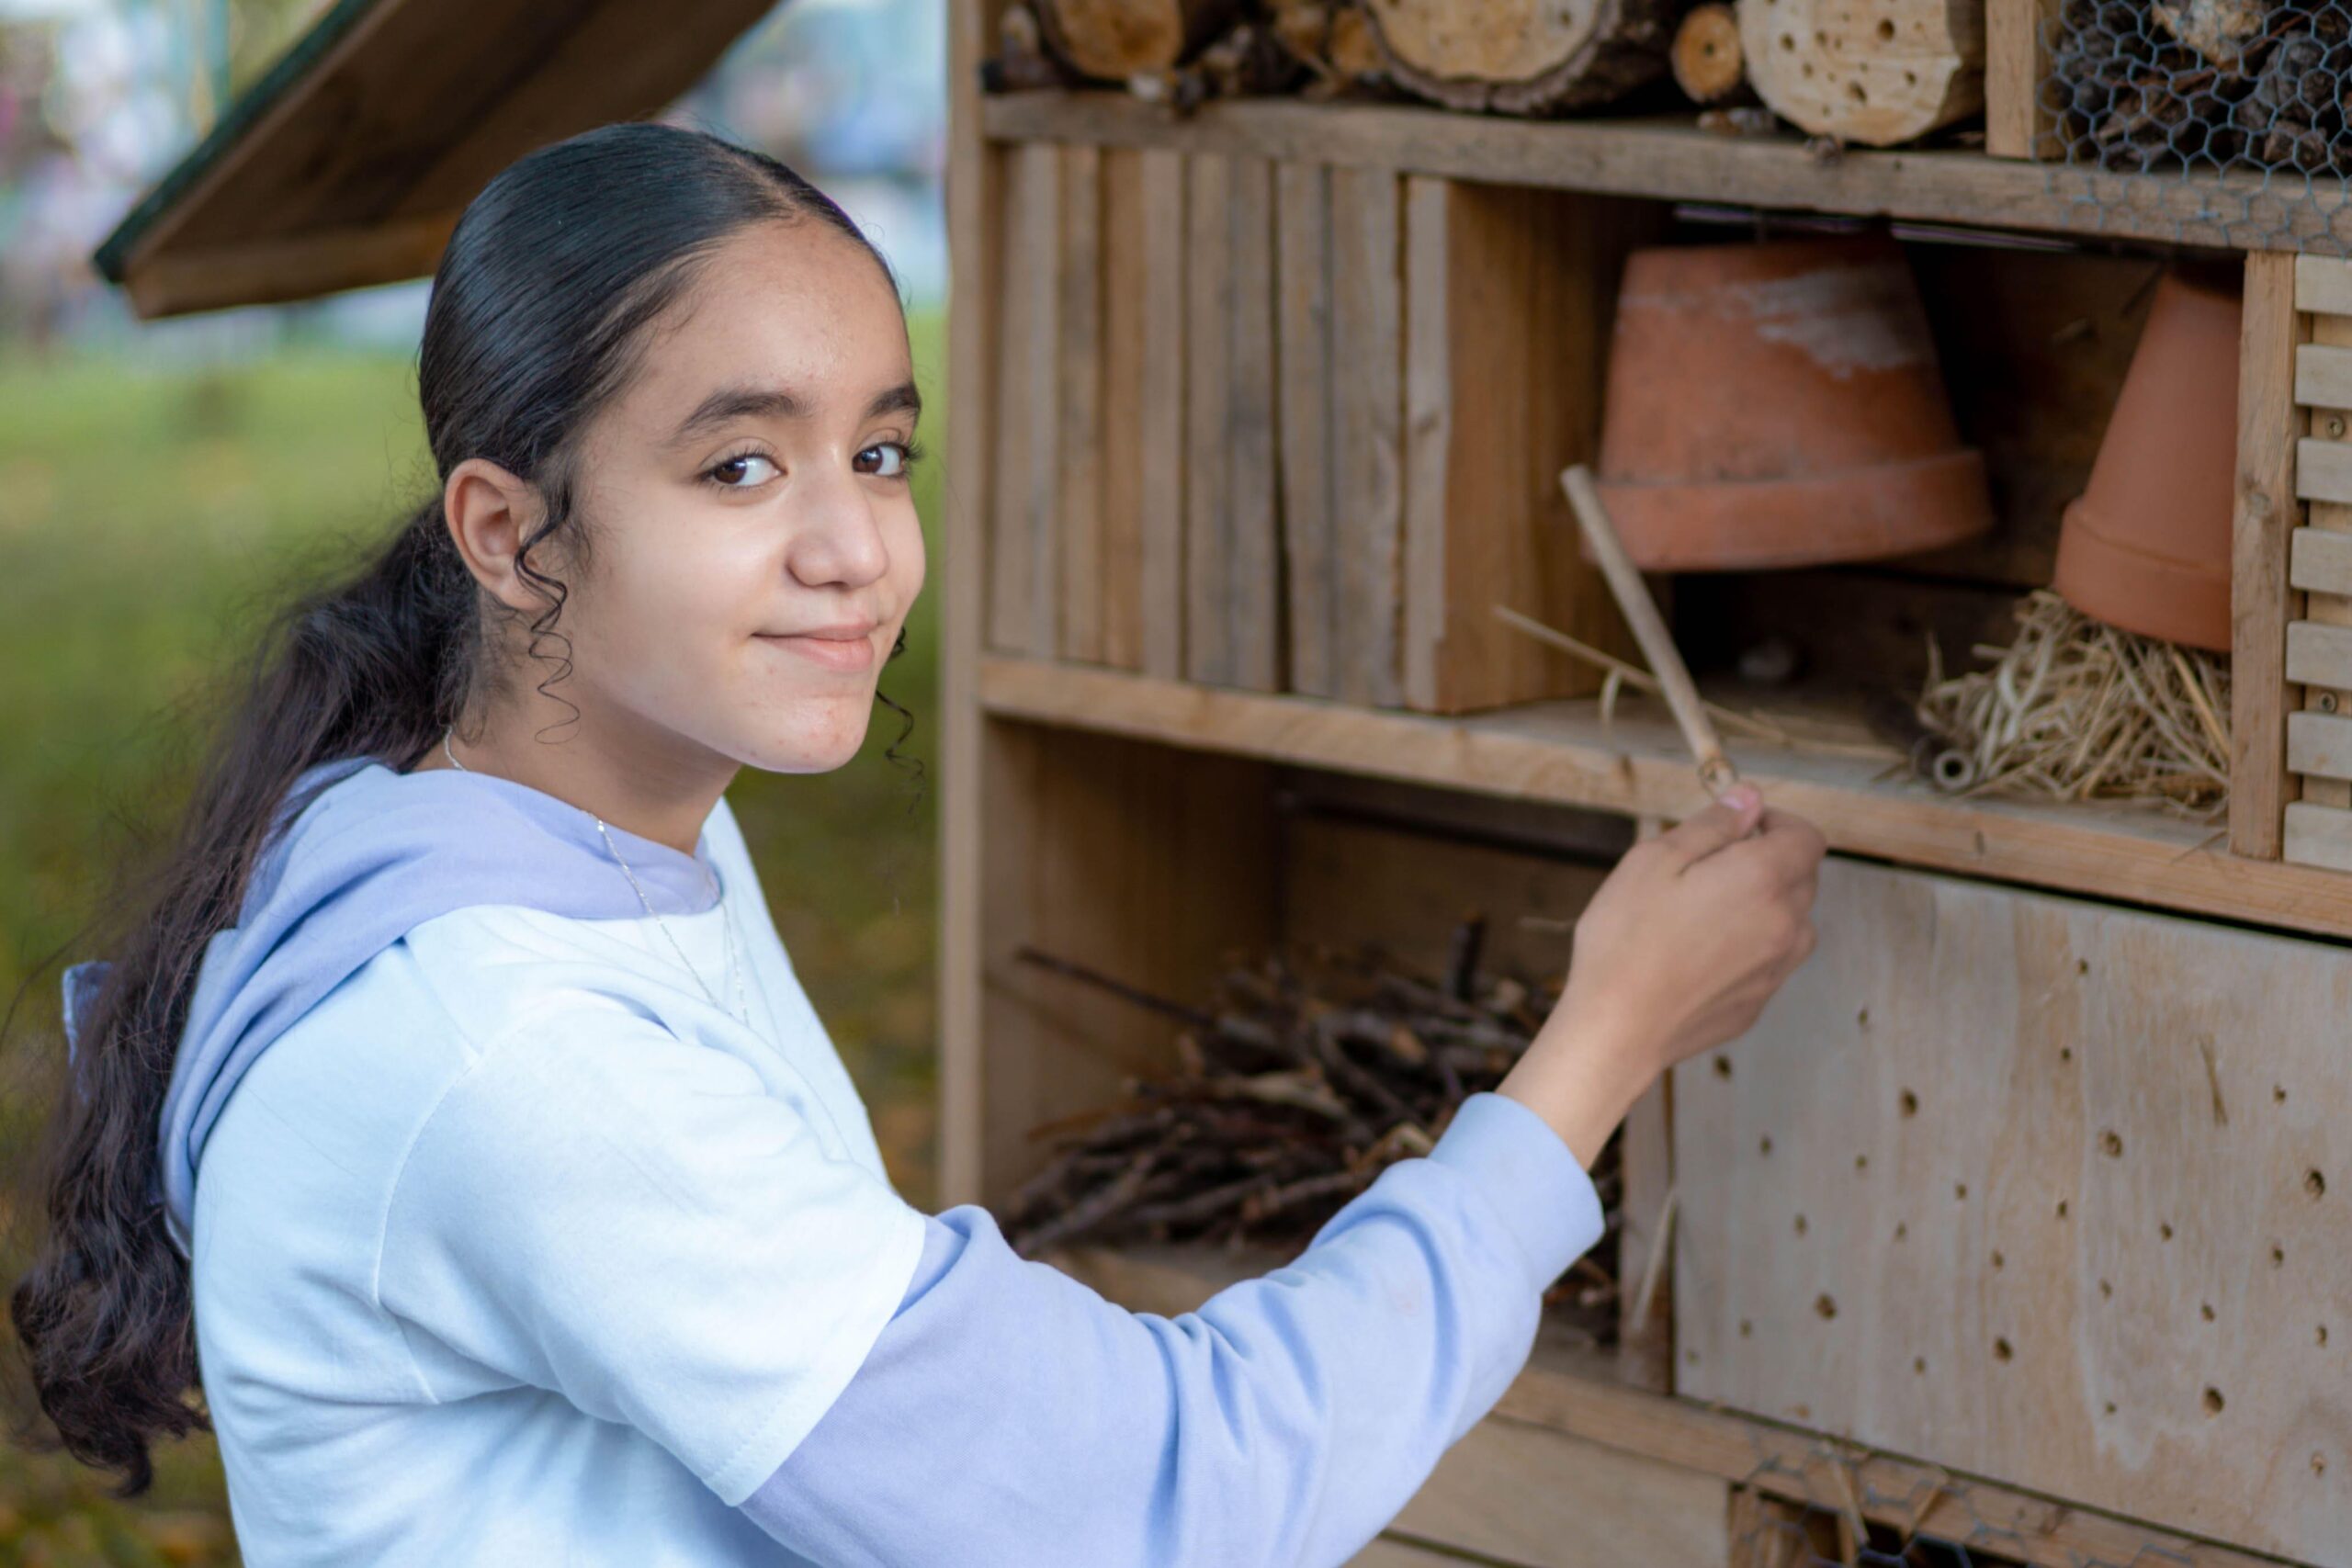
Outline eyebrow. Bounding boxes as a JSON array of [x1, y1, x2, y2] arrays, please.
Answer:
[[666, 379, 923, 447]]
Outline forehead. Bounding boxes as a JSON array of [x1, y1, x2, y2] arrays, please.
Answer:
[[622, 220, 910, 425]]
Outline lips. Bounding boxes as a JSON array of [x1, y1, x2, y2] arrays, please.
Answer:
[[757, 629, 876, 672]]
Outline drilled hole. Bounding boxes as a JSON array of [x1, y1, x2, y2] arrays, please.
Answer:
[[1955, 1182, 1969, 1201], [1713, 1055, 1733, 1078], [2308, 1169, 2327, 1200], [1894, 1221, 1908, 1242], [2273, 1244, 2286, 1268], [1855, 1154, 1869, 1171], [2100, 1130, 2123, 1158], [1994, 1337, 2014, 1362], [1795, 1213, 1809, 1235], [1991, 1249, 2005, 1269], [1758, 1134, 1773, 1156], [2201, 1303, 2216, 1322], [1815, 1293, 1838, 1320], [2099, 1279, 2114, 1299], [2056, 1200, 2070, 1220], [1899, 1089, 1918, 1118], [1739, 1319, 1753, 1338], [1913, 1356, 1927, 1374], [2204, 1387, 2226, 1415], [1876, 17, 1895, 37]]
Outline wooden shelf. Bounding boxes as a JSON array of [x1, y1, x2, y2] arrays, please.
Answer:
[[983, 89, 2352, 255], [1046, 1241, 2282, 1568], [978, 655, 2352, 942]]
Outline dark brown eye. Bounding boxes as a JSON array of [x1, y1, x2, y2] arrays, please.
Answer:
[[855, 443, 909, 479]]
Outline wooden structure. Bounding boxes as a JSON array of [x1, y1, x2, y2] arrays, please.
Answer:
[[946, 7, 2352, 1568]]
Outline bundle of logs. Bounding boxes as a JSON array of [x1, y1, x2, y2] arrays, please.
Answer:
[[2054, 0, 2352, 172], [990, 0, 1984, 146], [1000, 929, 1626, 1343]]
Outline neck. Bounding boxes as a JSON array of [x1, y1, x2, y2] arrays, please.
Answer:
[[437, 696, 737, 856]]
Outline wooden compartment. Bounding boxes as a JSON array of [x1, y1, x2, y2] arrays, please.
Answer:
[[982, 140, 1655, 713], [1672, 856, 2352, 1565]]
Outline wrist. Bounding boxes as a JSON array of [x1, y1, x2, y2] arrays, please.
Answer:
[[1498, 1006, 1657, 1168]]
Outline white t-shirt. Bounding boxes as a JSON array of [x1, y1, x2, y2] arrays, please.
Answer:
[[188, 792, 927, 1566]]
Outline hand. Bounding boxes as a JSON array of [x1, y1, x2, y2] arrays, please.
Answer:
[[1498, 785, 1827, 1166]]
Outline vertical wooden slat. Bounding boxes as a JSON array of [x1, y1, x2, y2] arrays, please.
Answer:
[[938, 0, 1012, 1206], [988, 142, 1060, 658], [1401, 175, 1453, 715], [1184, 152, 1236, 686], [2230, 251, 2301, 859], [1097, 148, 1147, 671], [1331, 164, 1405, 708], [1057, 144, 1103, 665], [1985, 0, 2064, 159], [1276, 161, 1338, 699], [1227, 155, 1283, 693], [1138, 149, 1188, 680]]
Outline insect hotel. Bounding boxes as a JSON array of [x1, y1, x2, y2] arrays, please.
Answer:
[[90, 0, 2349, 1560], [945, 2, 2352, 1565]]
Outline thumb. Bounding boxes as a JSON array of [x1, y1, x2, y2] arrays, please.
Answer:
[[1656, 784, 1763, 870]]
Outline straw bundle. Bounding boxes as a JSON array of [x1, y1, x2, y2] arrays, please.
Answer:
[[1914, 591, 2231, 818]]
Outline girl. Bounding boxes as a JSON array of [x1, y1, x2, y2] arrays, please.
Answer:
[[12, 122, 1826, 1566]]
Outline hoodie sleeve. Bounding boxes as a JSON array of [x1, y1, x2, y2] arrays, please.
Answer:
[[738, 1089, 1604, 1568]]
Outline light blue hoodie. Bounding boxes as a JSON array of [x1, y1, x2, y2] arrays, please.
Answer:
[[63, 755, 1607, 1566]]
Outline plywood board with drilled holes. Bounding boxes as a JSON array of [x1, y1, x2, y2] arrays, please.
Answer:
[[1672, 856, 2352, 1566]]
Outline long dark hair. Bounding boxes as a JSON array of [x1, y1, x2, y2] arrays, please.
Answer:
[[8, 120, 916, 1495]]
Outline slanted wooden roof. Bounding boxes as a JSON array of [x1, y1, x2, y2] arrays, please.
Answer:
[[95, 0, 779, 318]]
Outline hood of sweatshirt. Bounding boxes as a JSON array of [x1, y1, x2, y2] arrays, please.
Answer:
[[61, 753, 727, 1255]]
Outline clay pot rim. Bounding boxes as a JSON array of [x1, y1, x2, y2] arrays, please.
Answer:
[[1591, 448, 1992, 573]]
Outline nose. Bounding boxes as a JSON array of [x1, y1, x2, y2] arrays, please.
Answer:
[[786, 460, 891, 592]]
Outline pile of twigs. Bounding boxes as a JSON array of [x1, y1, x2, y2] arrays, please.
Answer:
[[1001, 930, 1625, 1340], [1913, 590, 2232, 818]]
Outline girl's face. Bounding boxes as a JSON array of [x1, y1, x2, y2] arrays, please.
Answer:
[[530, 218, 926, 778]]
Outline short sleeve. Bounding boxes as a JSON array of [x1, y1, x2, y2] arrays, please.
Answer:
[[375, 998, 927, 1505]]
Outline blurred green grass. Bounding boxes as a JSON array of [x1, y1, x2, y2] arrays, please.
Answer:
[[0, 310, 944, 1562]]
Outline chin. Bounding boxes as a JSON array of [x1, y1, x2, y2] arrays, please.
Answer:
[[736, 716, 873, 775]]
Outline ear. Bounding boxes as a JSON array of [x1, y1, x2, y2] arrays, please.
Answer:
[[443, 457, 554, 615]]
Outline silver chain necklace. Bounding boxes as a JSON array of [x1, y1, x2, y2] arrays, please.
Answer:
[[441, 728, 749, 1026]]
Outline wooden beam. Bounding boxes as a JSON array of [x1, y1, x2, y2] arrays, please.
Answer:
[[979, 655, 2352, 942], [937, 0, 1012, 1207], [120, 214, 456, 317], [1984, 0, 2064, 159], [2233, 252, 2303, 860], [985, 92, 2352, 254]]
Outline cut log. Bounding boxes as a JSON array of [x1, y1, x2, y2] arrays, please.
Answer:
[[1034, 0, 1241, 82], [1672, 3, 1753, 105], [1271, 0, 1389, 93], [1362, 0, 1679, 115], [1735, 0, 1986, 146], [2153, 0, 2267, 73]]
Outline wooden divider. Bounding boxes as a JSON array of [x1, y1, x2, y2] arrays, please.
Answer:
[[2271, 253, 2352, 871]]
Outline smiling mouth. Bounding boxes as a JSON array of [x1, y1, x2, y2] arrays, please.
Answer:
[[756, 631, 876, 672]]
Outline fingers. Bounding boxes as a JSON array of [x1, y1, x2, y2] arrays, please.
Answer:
[[1751, 807, 1829, 886], [1654, 784, 1764, 871]]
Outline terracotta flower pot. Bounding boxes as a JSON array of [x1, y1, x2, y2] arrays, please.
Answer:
[[1593, 235, 1994, 571], [2051, 267, 2241, 653]]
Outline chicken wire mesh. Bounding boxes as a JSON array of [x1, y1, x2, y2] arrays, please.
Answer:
[[2041, 0, 2352, 251]]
